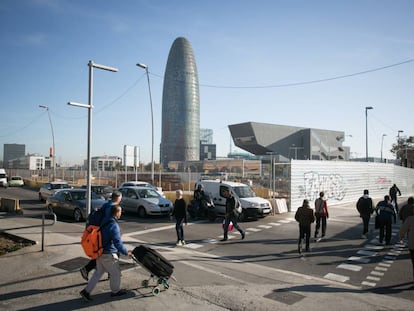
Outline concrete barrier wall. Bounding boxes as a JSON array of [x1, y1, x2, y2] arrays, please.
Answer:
[[0, 197, 21, 213]]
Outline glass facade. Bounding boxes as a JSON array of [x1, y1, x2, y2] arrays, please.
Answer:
[[161, 37, 200, 168]]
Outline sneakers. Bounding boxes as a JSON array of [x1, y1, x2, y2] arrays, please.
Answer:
[[181, 240, 186, 245], [241, 232, 245, 240], [80, 289, 92, 302], [220, 238, 228, 242], [361, 234, 367, 239], [176, 240, 183, 246], [80, 267, 88, 281], [111, 289, 127, 297]]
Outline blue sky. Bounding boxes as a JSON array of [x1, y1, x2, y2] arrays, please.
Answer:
[[1, 0, 413, 166]]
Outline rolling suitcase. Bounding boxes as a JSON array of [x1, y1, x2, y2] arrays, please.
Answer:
[[132, 245, 174, 295]]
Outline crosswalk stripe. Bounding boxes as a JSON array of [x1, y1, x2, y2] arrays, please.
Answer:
[[361, 281, 376, 287], [324, 273, 349, 283], [337, 263, 362, 272], [371, 271, 384, 276], [348, 256, 370, 264], [357, 250, 377, 256], [366, 276, 380, 281]]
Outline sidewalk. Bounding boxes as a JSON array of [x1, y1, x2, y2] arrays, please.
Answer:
[[1, 207, 413, 311]]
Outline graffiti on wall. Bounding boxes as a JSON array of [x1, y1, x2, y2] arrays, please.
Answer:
[[298, 171, 346, 202]]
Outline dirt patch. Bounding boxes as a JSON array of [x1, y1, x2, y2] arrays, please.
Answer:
[[0, 232, 35, 255]]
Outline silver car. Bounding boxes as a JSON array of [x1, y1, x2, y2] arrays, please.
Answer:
[[118, 186, 172, 217], [39, 181, 71, 201]]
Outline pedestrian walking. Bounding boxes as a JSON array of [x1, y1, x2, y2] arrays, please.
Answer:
[[356, 189, 374, 238], [170, 189, 187, 246], [375, 195, 396, 245], [399, 214, 414, 280], [295, 199, 315, 254], [314, 192, 329, 239], [80, 190, 122, 281], [399, 197, 414, 223], [192, 184, 205, 219], [389, 183, 402, 213], [221, 189, 245, 241], [80, 205, 132, 301]]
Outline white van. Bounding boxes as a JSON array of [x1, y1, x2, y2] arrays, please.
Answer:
[[0, 168, 8, 188], [195, 180, 271, 220]]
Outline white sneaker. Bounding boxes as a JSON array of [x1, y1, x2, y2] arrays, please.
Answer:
[[176, 241, 183, 246], [181, 240, 186, 245]]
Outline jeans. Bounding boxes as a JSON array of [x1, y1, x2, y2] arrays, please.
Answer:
[[85, 253, 122, 294], [299, 224, 311, 251], [175, 217, 185, 241], [315, 215, 327, 237]]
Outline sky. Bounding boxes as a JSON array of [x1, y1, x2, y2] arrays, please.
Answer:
[[0, 0, 413, 166]]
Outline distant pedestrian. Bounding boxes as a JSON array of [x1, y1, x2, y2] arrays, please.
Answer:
[[314, 192, 329, 239], [80, 205, 132, 301], [399, 197, 414, 223], [170, 189, 187, 246], [356, 189, 374, 239], [295, 199, 315, 253], [192, 184, 205, 219], [389, 184, 402, 213], [80, 191, 122, 281], [375, 195, 396, 245], [221, 189, 245, 241], [399, 214, 414, 280]]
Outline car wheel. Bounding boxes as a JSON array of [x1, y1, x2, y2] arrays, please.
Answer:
[[73, 209, 83, 222], [138, 206, 147, 218]]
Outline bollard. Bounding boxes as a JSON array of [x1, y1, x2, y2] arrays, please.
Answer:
[[41, 212, 57, 252]]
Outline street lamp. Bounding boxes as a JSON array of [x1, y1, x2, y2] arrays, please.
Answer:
[[68, 60, 118, 216], [39, 105, 56, 181], [381, 134, 387, 162], [136, 63, 154, 185], [365, 106, 373, 162], [397, 130, 404, 165]]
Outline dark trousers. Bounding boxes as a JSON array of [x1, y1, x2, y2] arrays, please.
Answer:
[[410, 249, 414, 278], [314, 215, 327, 237], [361, 215, 370, 235], [379, 219, 392, 244], [175, 217, 185, 241], [223, 215, 244, 239], [299, 224, 311, 251], [85, 259, 96, 273]]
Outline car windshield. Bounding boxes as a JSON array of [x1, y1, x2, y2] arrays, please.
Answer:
[[233, 186, 256, 198], [138, 188, 160, 198], [71, 191, 86, 200], [11, 177, 22, 180], [51, 183, 70, 190]]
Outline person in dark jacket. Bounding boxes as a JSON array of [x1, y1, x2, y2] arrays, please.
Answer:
[[295, 199, 315, 253], [192, 184, 205, 219], [221, 189, 245, 241], [356, 189, 374, 239], [170, 189, 187, 246], [399, 197, 414, 223], [376, 195, 396, 245], [389, 184, 401, 213], [80, 204, 132, 301], [314, 192, 329, 239]]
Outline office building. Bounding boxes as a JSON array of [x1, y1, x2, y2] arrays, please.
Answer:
[[3, 144, 25, 168]]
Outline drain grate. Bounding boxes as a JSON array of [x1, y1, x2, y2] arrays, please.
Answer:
[[52, 256, 135, 272], [264, 289, 305, 305]]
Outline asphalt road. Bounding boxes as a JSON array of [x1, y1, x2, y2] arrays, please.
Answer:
[[1, 186, 413, 302]]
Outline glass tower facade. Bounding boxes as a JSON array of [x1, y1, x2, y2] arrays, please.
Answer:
[[161, 37, 200, 168]]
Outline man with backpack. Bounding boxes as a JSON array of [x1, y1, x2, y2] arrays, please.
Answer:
[[314, 191, 329, 240], [221, 189, 245, 242], [80, 190, 122, 281], [80, 204, 132, 301], [356, 189, 374, 239]]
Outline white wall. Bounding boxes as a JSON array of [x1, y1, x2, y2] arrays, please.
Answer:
[[290, 160, 414, 212]]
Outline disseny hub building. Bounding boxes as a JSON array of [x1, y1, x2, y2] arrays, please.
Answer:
[[229, 122, 351, 161]]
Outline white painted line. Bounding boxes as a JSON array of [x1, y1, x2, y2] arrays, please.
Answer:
[[202, 239, 218, 244], [348, 256, 370, 264], [364, 244, 383, 250], [324, 273, 350, 283], [362, 281, 376, 287], [123, 224, 177, 237], [378, 262, 391, 268], [375, 266, 388, 272], [257, 225, 272, 229], [278, 219, 292, 223], [337, 263, 362, 272], [357, 250, 377, 256], [382, 260, 394, 264], [184, 243, 203, 249], [388, 251, 401, 255], [267, 222, 281, 226], [367, 276, 380, 281], [371, 271, 384, 276], [246, 228, 262, 232]]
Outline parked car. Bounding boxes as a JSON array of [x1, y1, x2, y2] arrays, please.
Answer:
[[0, 168, 8, 188], [118, 186, 173, 217], [39, 181, 71, 201], [120, 181, 165, 197], [8, 176, 24, 187], [81, 184, 113, 200], [46, 189, 106, 222]]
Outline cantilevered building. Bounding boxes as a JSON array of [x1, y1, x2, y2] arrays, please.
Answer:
[[161, 37, 200, 168]]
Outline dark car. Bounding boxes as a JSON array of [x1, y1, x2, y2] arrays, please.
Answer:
[[46, 189, 106, 222], [81, 184, 113, 200]]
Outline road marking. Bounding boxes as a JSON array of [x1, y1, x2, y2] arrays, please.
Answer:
[[382, 259, 394, 264], [184, 243, 203, 249], [257, 225, 272, 229], [324, 273, 350, 283], [366, 276, 380, 281], [348, 256, 370, 264], [361, 281, 376, 287], [378, 262, 391, 268], [278, 219, 291, 224], [337, 263, 362, 272], [384, 255, 396, 260], [246, 227, 262, 232], [364, 244, 383, 250], [267, 222, 281, 226], [374, 266, 388, 272], [123, 224, 177, 237], [371, 271, 384, 276], [357, 250, 377, 256]]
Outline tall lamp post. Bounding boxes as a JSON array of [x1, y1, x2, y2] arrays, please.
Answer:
[[136, 63, 154, 185], [68, 60, 118, 216], [39, 105, 56, 181], [397, 130, 404, 165], [365, 106, 373, 162], [381, 134, 387, 162]]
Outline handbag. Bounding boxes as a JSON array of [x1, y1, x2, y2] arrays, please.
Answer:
[[222, 220, 234, 232]]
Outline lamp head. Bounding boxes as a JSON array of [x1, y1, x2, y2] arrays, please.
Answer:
[[39, 105, 48, 109], [365, 106, 373, 110], [136, 63, 148, 69]]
